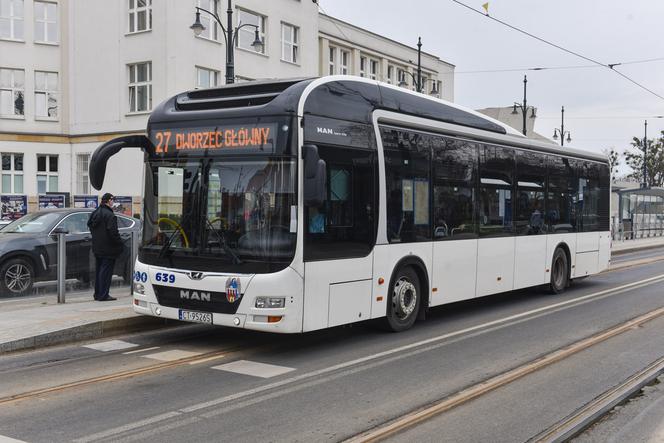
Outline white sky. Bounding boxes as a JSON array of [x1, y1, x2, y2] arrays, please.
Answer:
[[317, 0, 664, 175]]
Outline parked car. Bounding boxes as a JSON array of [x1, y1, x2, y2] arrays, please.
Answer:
[[0, 209, 141, 296]]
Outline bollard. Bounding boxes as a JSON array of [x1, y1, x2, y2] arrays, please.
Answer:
[[52, 226, 69, 303], [130, 229, 139, 287]]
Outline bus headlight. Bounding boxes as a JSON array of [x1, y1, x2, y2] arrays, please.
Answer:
[[255, 297, 285, 309], [133, 282, 145, 295]]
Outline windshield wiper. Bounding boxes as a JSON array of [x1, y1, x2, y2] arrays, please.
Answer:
[[158, 227, 182, 259], [204, 217, 242, 265]]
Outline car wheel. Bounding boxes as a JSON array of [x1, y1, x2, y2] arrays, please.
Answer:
[[1, 257, 35, 296], [549, 248, 569, 294], [385, 266, 421, 332]]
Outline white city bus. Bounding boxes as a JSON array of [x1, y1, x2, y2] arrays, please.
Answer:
[[90, 76, 611, 333]]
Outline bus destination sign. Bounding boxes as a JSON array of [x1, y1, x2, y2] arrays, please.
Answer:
[[149, 124, 276, 155]]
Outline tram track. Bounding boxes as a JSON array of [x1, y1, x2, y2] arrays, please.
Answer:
[[3, 271, 664, 440], [65, 274, 664, 442], [345, 306, 664, 443], [0, 344, 248, 406]]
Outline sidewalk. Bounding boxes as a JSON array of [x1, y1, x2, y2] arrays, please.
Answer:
[[0, 287, 172, 354], [612, 235, 664, 254], [2, 236, 664, 356]]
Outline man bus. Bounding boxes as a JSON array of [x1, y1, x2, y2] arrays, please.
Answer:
[[90, 76, 610, 333]]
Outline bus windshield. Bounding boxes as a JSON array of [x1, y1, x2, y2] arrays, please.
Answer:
[[140, 157, 297, 274]]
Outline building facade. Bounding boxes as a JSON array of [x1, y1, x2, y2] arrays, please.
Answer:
[[0, 0, 455, 217]]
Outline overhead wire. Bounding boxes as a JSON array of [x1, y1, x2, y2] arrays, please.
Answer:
[[450, 0, 664, 102]]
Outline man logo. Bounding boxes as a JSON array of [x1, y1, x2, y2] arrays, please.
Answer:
[[188, 272, 204, 280], [180, 290, 211, 302], [225, 277, 241, 303]]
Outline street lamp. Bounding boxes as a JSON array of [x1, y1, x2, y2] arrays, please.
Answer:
[[642, 119, 648, 188], [190, 0, 264, 84], [552, 106, 572, 146], [511, 74, 536, 136], [398, 72, 439, 96], [396, 37, 430, 93]]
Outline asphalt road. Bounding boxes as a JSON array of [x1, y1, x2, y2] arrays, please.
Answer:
[[1, 257, 663, 443]]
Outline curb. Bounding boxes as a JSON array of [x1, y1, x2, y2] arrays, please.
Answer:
[[612, 243, 664, 256], [0, 316, 176, 355]]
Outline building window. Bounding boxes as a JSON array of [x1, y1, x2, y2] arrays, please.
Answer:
[[397, 68, 406, 86], [339, 49, 349, 75], [196, 0, 219, 41], [196, 66, 219, 89], [128, 0, 151, 33], [328, 47, 336, 75], [0, 0, 23, 40], [37, 154, 58, 193], [128, 62, 152, 113], [1, 153, 23, 194], [34, 1, 57, 43], [369, 59, 379, 80], [236, 9, 265, 53], [76, 154, 90, 194], [360, 57, 366, 77], [419, 74, 428, 92], [0, 68, 24, 117], [387, 65, 394, 84], [281, 22, 298, 63], [35, 71, 58, 119]]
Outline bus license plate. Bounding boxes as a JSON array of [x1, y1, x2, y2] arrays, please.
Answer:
[[178, 310, 212, 324]]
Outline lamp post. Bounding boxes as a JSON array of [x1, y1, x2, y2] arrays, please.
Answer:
[[552, 106, 572, 147], [397, 37, 439, 96], [190, 0, 264, 84], [396, 37, 430, 93], [511, 75, 536, 136], [642, 119, 648, 188]]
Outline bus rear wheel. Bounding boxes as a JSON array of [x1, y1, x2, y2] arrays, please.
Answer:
[[385, 266, 420, 332], [549, 248, 569, 294]]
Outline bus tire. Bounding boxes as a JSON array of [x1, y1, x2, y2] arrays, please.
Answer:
[[385, 266, 421, 332], [549, 248, 569, 294]]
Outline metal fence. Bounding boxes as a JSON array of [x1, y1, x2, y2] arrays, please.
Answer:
[[26, 230, 140, 300], [613, 219, 664, 241]]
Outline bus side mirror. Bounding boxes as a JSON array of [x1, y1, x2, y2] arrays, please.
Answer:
[[90, 135, 152, 190], [303, 144, 327, 207]]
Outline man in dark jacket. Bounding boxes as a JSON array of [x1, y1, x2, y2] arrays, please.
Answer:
[[87, 193, 124, 301]]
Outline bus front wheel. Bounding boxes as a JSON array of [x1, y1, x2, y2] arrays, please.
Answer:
[[385, 266, 421, 332], [549, 248, 569, 294]]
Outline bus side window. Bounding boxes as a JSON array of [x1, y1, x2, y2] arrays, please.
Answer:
[[479, 144, 514, 237], [382, 128, 431, 243], [432, 137, 478, 240]]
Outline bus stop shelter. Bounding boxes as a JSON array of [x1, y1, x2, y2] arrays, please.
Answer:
[[616, 187, 664, 239]]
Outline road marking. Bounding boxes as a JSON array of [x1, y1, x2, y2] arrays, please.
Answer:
[[122, 346, 161, 355], [73, 273, 664, 442], [211, 360, 295, 378], [142, 350, 202, 361], [83, 340, 138, 352], [346, 307, 664, 443], [0, 436, 28, 443]]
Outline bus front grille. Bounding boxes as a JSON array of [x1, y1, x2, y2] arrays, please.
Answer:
[[153, 285, 240, 314]]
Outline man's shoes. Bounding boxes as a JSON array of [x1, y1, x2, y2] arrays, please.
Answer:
[[98, 296, 117, 301]]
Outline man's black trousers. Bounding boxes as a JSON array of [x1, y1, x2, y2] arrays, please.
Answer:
[[94, 256, 115, 300]]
